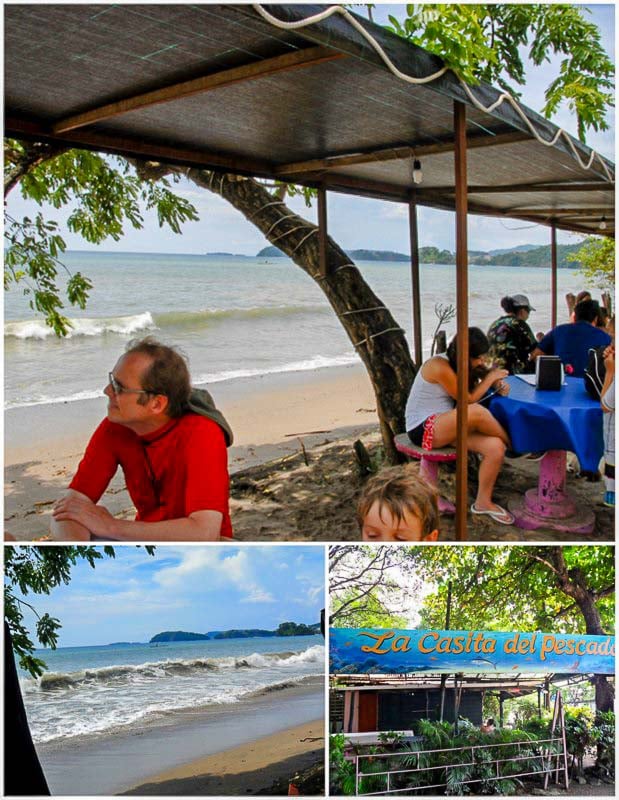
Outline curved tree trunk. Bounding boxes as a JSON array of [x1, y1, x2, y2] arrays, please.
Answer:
[[547, 548, 615, 713], [185, 171, 416, 462]]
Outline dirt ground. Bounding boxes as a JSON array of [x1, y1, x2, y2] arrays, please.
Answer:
[[230, 425, 615, 542]]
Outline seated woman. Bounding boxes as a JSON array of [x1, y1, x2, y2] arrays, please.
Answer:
[[487, 294, 537, 373], [405, 328, 514, 525]]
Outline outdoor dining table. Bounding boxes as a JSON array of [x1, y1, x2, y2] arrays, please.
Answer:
[[488, 375, 604, 534]]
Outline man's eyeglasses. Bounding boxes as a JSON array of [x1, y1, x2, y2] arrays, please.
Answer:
[[108, 372, 150, 396]]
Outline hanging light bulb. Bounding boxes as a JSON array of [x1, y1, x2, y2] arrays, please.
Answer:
[[412, 159, 423, 185], [599, 216, 607, 231]]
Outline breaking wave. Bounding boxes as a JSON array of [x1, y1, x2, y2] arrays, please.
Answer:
[[5, 305, 328, 341], [23, 645, 325, 695], [5, 312, 156, 340]]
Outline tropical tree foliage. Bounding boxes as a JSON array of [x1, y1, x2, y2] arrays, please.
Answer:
[[413, 546, 615, 635], [386, 4, 614, 140], [330, 545, 614, 634], [4, 141, 198, 335], [568, 235, 615, 291]]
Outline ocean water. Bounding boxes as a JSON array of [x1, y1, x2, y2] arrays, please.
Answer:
[[4, 251, 583, 409], [19, 634, 324, 745]]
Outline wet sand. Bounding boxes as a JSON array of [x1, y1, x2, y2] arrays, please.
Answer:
[[37, 682, 323, 796], [123, 719, 324, 796]]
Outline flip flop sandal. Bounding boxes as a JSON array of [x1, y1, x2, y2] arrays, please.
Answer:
[[470, 503, 515, 525]]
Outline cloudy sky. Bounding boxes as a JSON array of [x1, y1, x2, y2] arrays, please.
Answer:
[[11, 545, 325, 648], [5, 3, 614, 255]]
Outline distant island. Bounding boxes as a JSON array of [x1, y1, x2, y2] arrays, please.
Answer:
[[256, 243, 582, 268], [205, 251, 249, 258], [149, 621, 320, 643], [150, 631, 210, 643], [107, 641, 143, 647]]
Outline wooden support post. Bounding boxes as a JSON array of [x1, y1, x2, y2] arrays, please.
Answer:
[[409, 190, 423, 369], [551, 225, 558, 327], [438, 580, 452, 722], [453, 674, 463, 733], [454, 101, 469, 541], [560, 694, 570, 789], [346, 690, 356, 733], [318, 186, 329, 277]]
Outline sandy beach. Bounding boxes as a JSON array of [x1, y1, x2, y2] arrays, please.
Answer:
[[5, 363, 614, 542], [123, 719, 324, 796]]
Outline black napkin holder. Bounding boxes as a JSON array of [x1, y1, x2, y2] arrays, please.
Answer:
[[536, 355, 563, 391]]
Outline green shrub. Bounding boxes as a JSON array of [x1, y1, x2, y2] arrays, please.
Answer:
[[594, 710, 615, 777], [563, 706, 596, 776]]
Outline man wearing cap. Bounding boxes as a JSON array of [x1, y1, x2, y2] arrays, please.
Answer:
[[531, 299, 611, 378], [50, 337, 233, 541], [487, 294, 538, 374]]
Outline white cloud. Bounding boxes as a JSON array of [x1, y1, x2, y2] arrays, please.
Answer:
[[151, 547, 276, 606], [240, 587, 276, 603], [153, 548, 223, 588], [220, 550, 252, 586], [292, 582, 324, 607]]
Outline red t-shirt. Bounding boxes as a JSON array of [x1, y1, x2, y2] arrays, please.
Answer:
[[70, 414, 232, 537]]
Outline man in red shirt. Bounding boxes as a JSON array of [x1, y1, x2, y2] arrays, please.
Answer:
[[51, 338, 232, 541]]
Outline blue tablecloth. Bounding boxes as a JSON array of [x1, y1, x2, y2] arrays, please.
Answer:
[[488, 376, 604, 472]]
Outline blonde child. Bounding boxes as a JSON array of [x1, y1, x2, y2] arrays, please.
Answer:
[[357, 465, 440, 542]]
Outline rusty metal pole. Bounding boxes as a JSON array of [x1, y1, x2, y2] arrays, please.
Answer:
[[454, 101, 469, 541], [551, 224, 558, 328], [409, 189, 423, 369]]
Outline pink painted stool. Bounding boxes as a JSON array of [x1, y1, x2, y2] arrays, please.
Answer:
[[394, 433, 456, 514]]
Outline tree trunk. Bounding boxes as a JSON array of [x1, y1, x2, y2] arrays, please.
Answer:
[[4, 622, 50, 795]]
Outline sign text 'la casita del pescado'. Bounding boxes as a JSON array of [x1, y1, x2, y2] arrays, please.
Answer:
[[329, 629, 615, 675]]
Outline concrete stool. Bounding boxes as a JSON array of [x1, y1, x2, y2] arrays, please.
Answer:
[[394, 433, 456, 514]]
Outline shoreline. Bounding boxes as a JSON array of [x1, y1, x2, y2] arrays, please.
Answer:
[[37, 683, 323, 795], [5, 363, 376, 539]]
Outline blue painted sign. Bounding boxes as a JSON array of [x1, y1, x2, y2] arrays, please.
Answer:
[[330, 629, 615, 675]]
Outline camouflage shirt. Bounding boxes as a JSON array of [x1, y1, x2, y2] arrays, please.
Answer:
[[487, 315, 536, 374]]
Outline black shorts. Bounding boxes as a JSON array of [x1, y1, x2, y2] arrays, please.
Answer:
[[407, 419, 427, 446]]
